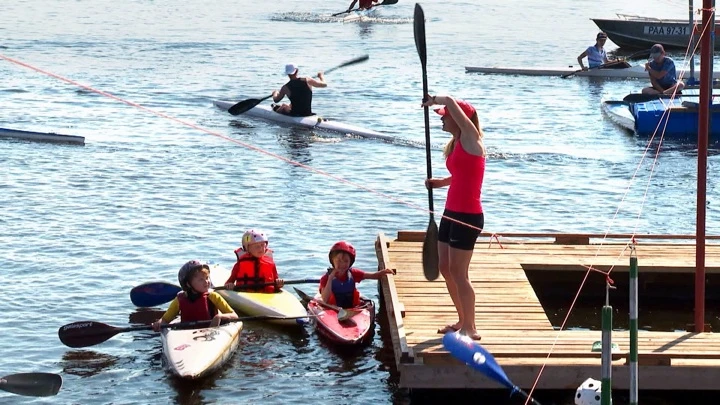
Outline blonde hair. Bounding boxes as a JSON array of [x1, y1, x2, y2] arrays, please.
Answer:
[[443, 112, 483, 158]]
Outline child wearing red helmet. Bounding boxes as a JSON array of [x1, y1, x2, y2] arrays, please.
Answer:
[[319, 241, 393, 308]]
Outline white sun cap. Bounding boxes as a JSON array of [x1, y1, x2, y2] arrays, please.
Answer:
[[284, 63, 298, 75]]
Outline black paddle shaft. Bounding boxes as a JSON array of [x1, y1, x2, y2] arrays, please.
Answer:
[[413, 4, 434, 216]]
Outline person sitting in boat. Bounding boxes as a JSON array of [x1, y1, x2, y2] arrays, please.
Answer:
[[271, 63, 326, 117], [346, 0, 379, 11], [319, 241, 393, 308], [642, 44, 685, 96], [224, 229, 284, 293], [151, 260, 238, 331], [576, 32, 613, 71]]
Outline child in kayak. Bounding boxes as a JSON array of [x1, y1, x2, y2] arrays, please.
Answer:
[[319, 241, 393, 308], [224, 229, 285, 293], [152, 260, 238, 331]]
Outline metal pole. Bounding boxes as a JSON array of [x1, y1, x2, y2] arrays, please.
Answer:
[[695, 0, 713, 333], [689, 0, 696, 83], [629, 254, 639, 405], [601, 281, 613, 405]]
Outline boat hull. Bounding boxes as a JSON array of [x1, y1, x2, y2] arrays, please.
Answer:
[[592, 17, 720, 50], [213, 100, 392, 141], [209, 264, 309, 326], [602, 96, 720, 137], [0, 127, 85, 145], [465, 65, 720, 79], [307, 297, 375, 346], [343, 9, 375, 23], [161, 322, 242, 380]]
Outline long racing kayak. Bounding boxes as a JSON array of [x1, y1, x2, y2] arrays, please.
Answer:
[[161, 320, 242, 379], [0, 127, 85, 145], [305, 293, 376, 346], [213, 100, 393, 142], [209, 265, 309, 327], [465, 65, 720, 79], [342, 8, 375, 23]]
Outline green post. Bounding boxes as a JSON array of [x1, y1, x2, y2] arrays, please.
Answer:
[[629, 255, 639, 404], [601, 283, 613, 405]]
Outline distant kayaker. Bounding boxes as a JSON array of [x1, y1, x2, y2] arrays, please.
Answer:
[[577, 32, 611, 70], [422, 95, 486, 341], [319, 241, 393, 308], [271, 63, 327, 117], [346, 0, 379, 11], [151, 260, 238, 331], [225, 229, 284, 293], [642, 44, 685, 95]]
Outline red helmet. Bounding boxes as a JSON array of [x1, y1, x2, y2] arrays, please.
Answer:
[[329, 241, 356, 266]]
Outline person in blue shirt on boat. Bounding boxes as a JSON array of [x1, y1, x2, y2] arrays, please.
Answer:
[[576, 32, 611, 71], [642, 44, 685, 95], [271, 63, 326, 117]]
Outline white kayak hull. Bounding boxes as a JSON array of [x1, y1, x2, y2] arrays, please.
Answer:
[[343, 9, 375, 23], [213, 100, 392, 142], [0, 127, 85, 145], [465, 65, 720, 79], [209, 264, 309, 327], [601, 99, 636, 133], [161, 321, 242, 380]]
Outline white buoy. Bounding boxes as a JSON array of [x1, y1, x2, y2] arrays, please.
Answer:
[[575, 377, 602, 405]]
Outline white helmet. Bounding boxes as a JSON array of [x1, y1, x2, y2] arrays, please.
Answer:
[[575, 378, 602, 405], [241, 229, 268, 250]]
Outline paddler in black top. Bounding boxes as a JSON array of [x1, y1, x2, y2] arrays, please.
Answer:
[[271, 63, 327, 117]]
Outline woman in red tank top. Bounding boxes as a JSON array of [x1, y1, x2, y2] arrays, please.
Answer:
[[422, 95, 486, 341]]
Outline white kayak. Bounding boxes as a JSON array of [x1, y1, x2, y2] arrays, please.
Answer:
[[209, 264, 309, 327], [213, 100, 393, 142], [465, 65, 720, 79], [342, 8, 375, 23], [601, 99, 636, 133], [161, 320, 242, 379], [0, 127, 85, 145]]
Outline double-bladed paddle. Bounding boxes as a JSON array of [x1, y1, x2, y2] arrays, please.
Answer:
[[414, 3, 440, 281], [226, 54, 370, 116], [0, 373, 62, 397], [130, 278, 322, 307], [442, 332, 543, 405], [331, 0, 399, 17], [293, 287, 361, 322], [58, 315, 312, 348]]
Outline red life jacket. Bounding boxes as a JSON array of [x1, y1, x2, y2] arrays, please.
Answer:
[[227, 252, 278, 293], [177, 291, 217, 322]]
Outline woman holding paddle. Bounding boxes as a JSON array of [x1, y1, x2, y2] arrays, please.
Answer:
[[422, 95, 486, 341], [576, 32, 610, 71]]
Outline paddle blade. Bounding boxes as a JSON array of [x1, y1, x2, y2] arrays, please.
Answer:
[[228, 98, 264, 116], [130, 281, 181, 307], [442, 332, 514, 390], [324, 54, 370, 75], [413, 4, 427, 70], [58, 321, 123, 348], [0, 373, 62, 397], [381, 0, 399, 4], [293, 287, 314, 303], [623, 93, 668, 103], [422, 218, 439, 280]]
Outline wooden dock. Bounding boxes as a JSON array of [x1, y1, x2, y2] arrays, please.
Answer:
[[374, 231, 720, 391]]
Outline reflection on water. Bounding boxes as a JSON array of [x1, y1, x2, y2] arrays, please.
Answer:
[[59, 350, 120, 378]]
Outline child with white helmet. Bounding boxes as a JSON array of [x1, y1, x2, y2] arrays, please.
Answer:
[[152, 260, 238, 331], [319, 241, 393, 308], [224, 229, 284, 293]]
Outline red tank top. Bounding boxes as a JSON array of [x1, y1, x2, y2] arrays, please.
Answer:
[[445, 140, 485, 214]]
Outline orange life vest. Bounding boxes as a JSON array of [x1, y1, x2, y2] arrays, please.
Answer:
[[226, 252, 278, 293]]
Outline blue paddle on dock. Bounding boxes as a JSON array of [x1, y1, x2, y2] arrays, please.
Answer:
[[414, 3, 439, 281], [130, 279, 322, 307], [442, 332, 543, 405], [0, 373, 62, 397]]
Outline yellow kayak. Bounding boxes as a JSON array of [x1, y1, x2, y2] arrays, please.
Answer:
[[209, 264, 309, 326]]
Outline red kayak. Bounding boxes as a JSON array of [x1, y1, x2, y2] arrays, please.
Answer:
[[306, 296, 376, 346]]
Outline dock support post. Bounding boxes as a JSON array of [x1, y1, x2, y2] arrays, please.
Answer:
[[601, 281, 613, 405], [629, 253, 639, 405]]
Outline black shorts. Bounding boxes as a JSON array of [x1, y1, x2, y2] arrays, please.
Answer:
[[438, 209, 484, 250]]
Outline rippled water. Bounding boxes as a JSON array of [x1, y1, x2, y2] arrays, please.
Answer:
[[2, 0, 719, 403]]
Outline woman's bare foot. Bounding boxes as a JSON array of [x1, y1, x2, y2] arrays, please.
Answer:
[[437, 323, 461, 334], [458, 328, 482, 340]]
